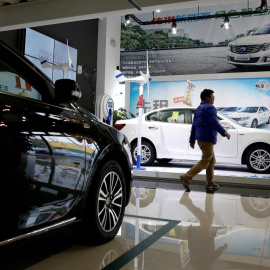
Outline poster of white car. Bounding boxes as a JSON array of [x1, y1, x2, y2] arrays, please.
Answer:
[[227, 24, 270, 68], [228, 106, 270, 128]]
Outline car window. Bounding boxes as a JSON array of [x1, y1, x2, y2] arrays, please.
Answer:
[[0, 44, 54, 103], [238, 107, 258, 113], [160, 109, 186, 124], [259, 107, 264, 113], [263, 107, 269, 112], [222, 107, 238, 112], [146, 112, 159, 121], [0, 71, 41, 101], [253, 25, 270, 35]]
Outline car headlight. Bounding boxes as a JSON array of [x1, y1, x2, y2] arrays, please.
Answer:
[[262, 43, 270, 51], [239, 117, 250, 121]]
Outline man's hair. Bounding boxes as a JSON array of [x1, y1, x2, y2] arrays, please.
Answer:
[[200, 89, 214, 100]]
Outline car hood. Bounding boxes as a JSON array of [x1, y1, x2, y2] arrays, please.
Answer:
[[228, 112, 255, 118], [230, 35, 270, 45]]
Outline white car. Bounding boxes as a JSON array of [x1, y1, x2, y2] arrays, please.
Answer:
[[228, 106, 270, 128], [115, 106, 270, 173], [227, 24, 270, 67]]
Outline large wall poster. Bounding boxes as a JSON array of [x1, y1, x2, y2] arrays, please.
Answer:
[[129, 77, 270, 130], [120, 0, 270, 76]]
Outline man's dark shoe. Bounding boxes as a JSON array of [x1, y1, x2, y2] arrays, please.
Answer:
[[206, 183, 219, 190], [180, 176, 190, 191]]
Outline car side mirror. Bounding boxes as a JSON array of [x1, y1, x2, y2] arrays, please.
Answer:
[[55, 79, 82, 104], [219, 120, 232, 130]]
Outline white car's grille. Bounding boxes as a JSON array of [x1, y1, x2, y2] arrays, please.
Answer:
[[231, 45, 263, 54], [231, 118, 241, 121]]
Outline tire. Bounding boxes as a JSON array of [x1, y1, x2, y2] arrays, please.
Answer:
[[246, 146, 270, 173], [130, 187, 156, 207], [156, 158, 172, 164], [251, 119, 258, 128], [75, 160, 126, 244], [267, 117, 270, 124], [131, 141, 156, 166], [241, 195, 270, 218]]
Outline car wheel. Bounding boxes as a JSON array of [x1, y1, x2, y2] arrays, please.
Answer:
[[76, 160, 126, 244], [130, 187, 156, 207], [267, 116, 270, 124], [246, 146, 270, 173], [156, 158, 172, 164], [131, 141, 156, 166], [241, 195, 270, 218], [251, 119, 258, 128]]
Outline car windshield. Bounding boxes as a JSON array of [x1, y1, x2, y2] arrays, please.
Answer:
[[221, 107, 239, 112], [238, 107, 258, 113], [253, 25, 270, 35]]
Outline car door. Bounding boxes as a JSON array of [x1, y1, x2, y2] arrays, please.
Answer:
[[146, 109, 189, 157], [0, 45, 90, 240]]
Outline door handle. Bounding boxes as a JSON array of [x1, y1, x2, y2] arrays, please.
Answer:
[[148, 126, 158, 130]]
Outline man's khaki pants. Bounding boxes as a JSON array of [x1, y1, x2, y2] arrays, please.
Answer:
[[183, 141, 216, 184]]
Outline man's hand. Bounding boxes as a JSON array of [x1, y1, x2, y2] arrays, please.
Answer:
[[226, 133, 231, 140], [190, 143, 195, 149]]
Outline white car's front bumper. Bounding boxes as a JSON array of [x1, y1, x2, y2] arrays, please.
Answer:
[[227, 50, 270, 66]]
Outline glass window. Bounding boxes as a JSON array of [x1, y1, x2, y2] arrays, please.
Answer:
[[0, 71, 41, 101], [146, 112, 159, 121], [238, 107, 258, 113], [259, 107, 264, 113], [0, 45, 54, 103], [160, 109, 185, 124]]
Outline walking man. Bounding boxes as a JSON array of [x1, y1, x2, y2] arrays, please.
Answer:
[[180, 89, 231, 191]]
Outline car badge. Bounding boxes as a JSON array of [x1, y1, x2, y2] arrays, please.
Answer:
[[255, 79, 270, 93], [240, 47, 247, 52]]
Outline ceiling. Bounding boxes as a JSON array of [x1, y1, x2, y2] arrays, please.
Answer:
[[0, 0, 250, 31]]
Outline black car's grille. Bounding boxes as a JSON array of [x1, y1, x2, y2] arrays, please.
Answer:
[[231, 45, 263, 54], [229, 56, 260, 63]]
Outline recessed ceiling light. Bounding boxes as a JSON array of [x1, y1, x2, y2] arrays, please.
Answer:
[[156, 9, 161, 13]]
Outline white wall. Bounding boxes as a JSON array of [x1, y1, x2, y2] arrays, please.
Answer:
[[96, 14, 126, 110]]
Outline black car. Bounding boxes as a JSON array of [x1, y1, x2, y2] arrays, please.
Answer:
[[0, 39, 133, 246]]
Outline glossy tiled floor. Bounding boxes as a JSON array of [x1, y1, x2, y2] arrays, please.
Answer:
[[1, 181, 270, 270]]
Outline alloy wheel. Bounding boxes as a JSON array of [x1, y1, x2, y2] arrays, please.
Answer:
[[249, 149, 270, 171], [134, 144, 151, 163], [98, 171, 123, 232], [248, 196, 270, 212]]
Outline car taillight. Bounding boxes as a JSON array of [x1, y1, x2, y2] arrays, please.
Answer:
[[114, 124, 126, 130]]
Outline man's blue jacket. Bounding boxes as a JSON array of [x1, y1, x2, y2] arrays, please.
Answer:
[[190, 100, 227, 145]]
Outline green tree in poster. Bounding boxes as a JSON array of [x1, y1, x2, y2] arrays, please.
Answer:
[[130, 25, 147, 36], [121, 28, 143, 50]]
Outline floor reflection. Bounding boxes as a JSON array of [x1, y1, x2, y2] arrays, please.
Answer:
[[0, 186, 269, 270]]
